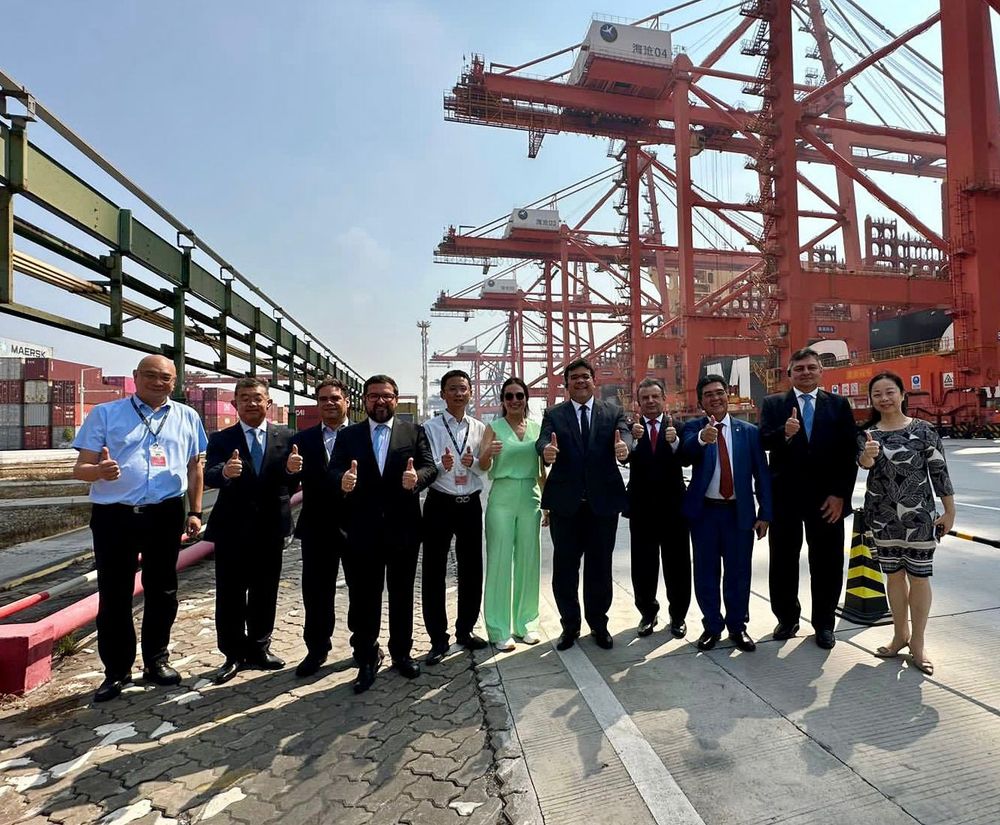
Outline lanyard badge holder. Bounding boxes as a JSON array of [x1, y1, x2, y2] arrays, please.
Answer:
[[132, 399, 171, 468], [443, 419, 469, 487]]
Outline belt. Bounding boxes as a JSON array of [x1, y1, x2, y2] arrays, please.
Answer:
[[703, 497, 736, 506], [429, 488, 481, 505], [99, 496, 183, 514]]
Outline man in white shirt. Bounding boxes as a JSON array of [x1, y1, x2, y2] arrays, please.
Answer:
[[421, 370, 488, 665]]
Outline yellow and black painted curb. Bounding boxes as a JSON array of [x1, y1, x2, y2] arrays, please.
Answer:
[[837, 511, 889, 626]]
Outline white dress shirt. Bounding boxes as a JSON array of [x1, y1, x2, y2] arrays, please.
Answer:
[[368, 416, 395, 474], [795, 388, 818, 411], [571, 397, 595, 437], [322, 423, 345, 460], [423, 411, 486, 495], [241, 421, 267, 454], [646, 412, 680, 453], [700, 413, 735, 500]]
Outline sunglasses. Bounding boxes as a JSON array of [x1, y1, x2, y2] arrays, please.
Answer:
[[504, 392, 526, 401]]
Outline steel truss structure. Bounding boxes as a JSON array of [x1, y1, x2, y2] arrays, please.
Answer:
[[0, 70, 364, 413]]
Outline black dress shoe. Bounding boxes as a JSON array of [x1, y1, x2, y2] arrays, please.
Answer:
[[142, 662, 181, 686], [637, 615, 658, 637], [353, 650, 384, 694], [456, 633, 489, 651], [591, 630, 614, 649], [214, 659, 241, 685], [729, 631, 757, 652], [392, 657, 421, 679], [425, 644, 450, 666], [697, 630, 721, 651], [556, 631, 579, 651], [669, 621, 687, 639], [815, 629, 836, 650], [295, 652, 327, 678], [94, 675, 132, 703], [773, 622, 800, 641], [244, 651, 285, 670]]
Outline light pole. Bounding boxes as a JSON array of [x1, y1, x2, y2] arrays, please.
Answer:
[[79, 367, 103, 426]]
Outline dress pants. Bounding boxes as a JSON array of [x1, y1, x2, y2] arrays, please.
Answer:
[[629, 511, 691, 625], [768, 506, 845, 631], [421, 488, 484, 647], [214, 534, 284, 661], [549, 503, 618, 635], [300, 531, 345, 657], [90, 497, 185, 678], [346, 525, 419, 664], [690, 501, 753, 635], [484, 478, 541, 642]]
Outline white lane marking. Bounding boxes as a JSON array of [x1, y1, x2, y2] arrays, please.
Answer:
[[955, 500, 1000, 511], [554, 642, 706, 825]]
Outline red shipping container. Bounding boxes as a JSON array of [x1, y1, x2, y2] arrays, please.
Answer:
[[51, 380, 77, 404], [23, 425, 52, 449], [104, 375, 137, 394], [204, 387, 234, 403], [51, 403, 81, 427], [0, 380, 23, 404], [24, 358, 104, 384], [185, 386, 205, 402]]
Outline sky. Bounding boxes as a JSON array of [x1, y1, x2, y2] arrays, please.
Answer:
[[0, 0, 990, 403]]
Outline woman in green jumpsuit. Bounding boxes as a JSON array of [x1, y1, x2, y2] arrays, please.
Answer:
[[479, 377, 546, 650]]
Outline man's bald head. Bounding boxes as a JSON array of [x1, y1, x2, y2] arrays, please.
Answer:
[[136, 354, 175, 377], [133, 355, 177, 408]]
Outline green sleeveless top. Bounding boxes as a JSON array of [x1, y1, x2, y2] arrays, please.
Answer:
[[488, 417, 541, 481]]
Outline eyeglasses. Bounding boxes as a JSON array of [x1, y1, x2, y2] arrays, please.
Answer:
[[504, 392, 525, 401], [366, 393, 396, 402]]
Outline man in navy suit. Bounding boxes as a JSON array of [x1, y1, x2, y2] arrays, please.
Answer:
[[205, 377, 297, 683], [759, 347, 858, 649], [537, 358, 632, 651], [681, 374, 772, 652], [287, 377, 351, 677], [330, 374, 437, 693]]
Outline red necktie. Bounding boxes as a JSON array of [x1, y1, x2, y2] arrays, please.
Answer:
[[717, 422, 734, 499], [648, 419, 658, 453]]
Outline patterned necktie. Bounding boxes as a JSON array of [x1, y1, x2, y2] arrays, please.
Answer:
[[648, 419, 658, 453], [249, 428, 264, 474], [580, 404, 590, 444], [717, 422, 734, 499], [800, 394, 815, 440], [374, 424, 388, 474]]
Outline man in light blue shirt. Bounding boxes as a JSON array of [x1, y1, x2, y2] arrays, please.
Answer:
[[73, 354, 207, 702]]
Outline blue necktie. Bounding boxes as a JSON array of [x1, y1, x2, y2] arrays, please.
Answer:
[[249, 429, 264, 474], [374, 424, 388, 474], [800, 394, 814, 440]]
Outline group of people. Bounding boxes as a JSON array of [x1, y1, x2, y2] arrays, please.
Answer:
[[72, 346, 955, 702]]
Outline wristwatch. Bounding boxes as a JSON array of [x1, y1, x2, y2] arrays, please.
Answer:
[[187, 511, 203, 518]]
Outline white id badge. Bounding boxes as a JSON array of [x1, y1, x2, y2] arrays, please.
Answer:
[[150, 444, 168, 468], [454, 470, 469, 486]]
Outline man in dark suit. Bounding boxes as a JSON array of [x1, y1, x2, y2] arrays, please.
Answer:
[[330, 374, 437, 693], [759, 347, 859, 649], [536, 358, 631, 651], [205, 377, 297, 683], [288, 377, 350, 677], [681, 374, 772, 652], [624, 377, 690, 639]]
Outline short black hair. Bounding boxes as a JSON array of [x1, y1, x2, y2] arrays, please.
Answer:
[[637, 377, 665, 395], [440, 369, 471, 390], [563, 358, 595, 384], [696, 373, 727, 403], [235, 376, 270, 395], [316, 377, 350, 399], [787, 347, 822, 375], [363, 374, 399, 397]]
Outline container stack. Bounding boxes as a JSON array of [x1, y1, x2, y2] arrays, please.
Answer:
[[202, 387, 236, 432]]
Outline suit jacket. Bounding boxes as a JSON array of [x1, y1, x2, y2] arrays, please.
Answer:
[[205, 422, 297, 542], [759, 389, 858, 514], [536, 398, 631, 517], [680, 416, 772, 532], [329, 417, 436, 547], [290, 424, 345, 542], [624, 416, 686, 519]]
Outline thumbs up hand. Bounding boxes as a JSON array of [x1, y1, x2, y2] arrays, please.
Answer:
[[785, 405, 801, 439], [223, 448, 243, 479], [543, 432, 559, 464], [631, 420, 645, 441], [664, 414, 677, 444], [97, 446, 121, 481], [862, 430, 880, 461], [286, 443, 303, 473], [461, 445, 474, 468], [442, 446, 454, 471], [701, 415, 719, 444], [402, 456, 418, 490], [614, 429, 629, 461], [342, 459, 358, 493]]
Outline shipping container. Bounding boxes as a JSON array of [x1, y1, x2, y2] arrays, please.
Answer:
[[204, 387, 234, 403], [0, 404, 23, 426], [104, 375, 137, 394], [51, 402, 80, 427], [502, 208, 561, 238], [24, 358, 103, 384], [0, 380, 23, 404], [82, 386, 125, 405], [51, 380, 77, 404], [185, 386, 205, 402], [23, 379, 51, 404], [0, 358, 25, 380], [570, 20, 673, 85], [24, 403, 52, 427], [51, 426, 79, 448], [0, 426, 22, 450], [23, 425, 52, 449]]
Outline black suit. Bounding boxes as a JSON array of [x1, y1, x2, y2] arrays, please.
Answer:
[[537, 398, 630, 636], [205, 422, 296, 661], [624, 416, 690, 626], [290, 423, 347, 658], [759, 389, 858, 631], [330, 417, 436, 664]]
